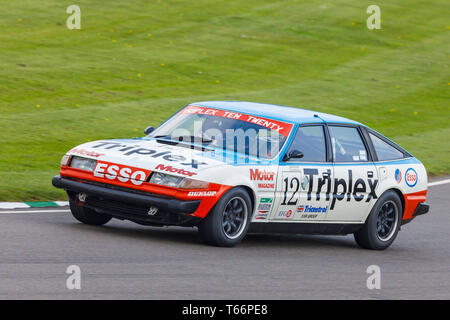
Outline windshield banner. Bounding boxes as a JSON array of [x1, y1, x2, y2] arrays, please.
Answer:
[[181, 105, 293, 137]]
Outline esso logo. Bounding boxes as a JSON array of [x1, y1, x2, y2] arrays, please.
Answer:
[[405, 168, 418, 187], [94, 162, 150, 186]]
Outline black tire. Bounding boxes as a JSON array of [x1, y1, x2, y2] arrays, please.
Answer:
[[69, 197, 112, 226], [198, 187, 252, 247], [354, 190, 402, 250]]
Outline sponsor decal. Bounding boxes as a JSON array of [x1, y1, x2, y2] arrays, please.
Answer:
[[282, 169, 378, 210], [255, 211, 269, 220], [182, 105, 293, 137], [155, 164, 197, 177], [258, 183, 275, 189], [187, 191, 217, 197], [300, 213, 318, 219], [250, 169, 276, 189], [298, 205, 328, 213], [69, 148, 104, 158], [359, 150, 367, 161], [250, 169, 275, 181], [395, 168, 402, 184], [405, 168, 418, 187], [91, 142, 208, 168], [257, 198, 273, 211], [93, 162, 150, 186], [258, 203, 272, 210], [277, 209, 293, 219], [297, 205, 327, 219]]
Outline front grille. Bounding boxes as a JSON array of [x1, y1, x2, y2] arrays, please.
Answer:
[[83, 195, 198, 227], [86, 196, 151, 217]]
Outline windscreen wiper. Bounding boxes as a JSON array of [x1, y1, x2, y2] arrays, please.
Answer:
[[154, 135, 214, 144], [174, 135, 214, 144], [154, 135, 214, 151]]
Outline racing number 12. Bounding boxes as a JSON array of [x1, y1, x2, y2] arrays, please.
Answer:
[[282, 177, 299, 205]]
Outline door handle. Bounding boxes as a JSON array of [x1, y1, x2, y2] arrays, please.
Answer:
[[367, 171, 374, 178]]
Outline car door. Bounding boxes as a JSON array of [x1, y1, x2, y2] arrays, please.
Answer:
[[326, 125, 378, 222], [271, 124, 334, 222]]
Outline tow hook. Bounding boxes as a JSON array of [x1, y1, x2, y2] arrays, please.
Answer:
[[77, 193, 87, 205]]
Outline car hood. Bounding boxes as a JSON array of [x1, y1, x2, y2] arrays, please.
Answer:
[[67, 138, 273, 178]]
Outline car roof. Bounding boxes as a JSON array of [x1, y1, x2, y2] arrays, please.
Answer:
[[191, 101, 361, 125]]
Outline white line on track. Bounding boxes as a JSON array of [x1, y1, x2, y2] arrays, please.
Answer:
[[0, 210, 70, 214], [0, 179, 448, 213], [428, 179, 450, 187]]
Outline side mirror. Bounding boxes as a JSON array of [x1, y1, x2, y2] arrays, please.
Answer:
[[283, 150, 304, 161], [144, 126, 154, 135]]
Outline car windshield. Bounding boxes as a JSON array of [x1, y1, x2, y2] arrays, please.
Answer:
[[148, 105, 293, 159]]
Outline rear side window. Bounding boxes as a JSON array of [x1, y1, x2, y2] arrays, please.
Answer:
[[328, 126, 368, 162], [286, 125, 326, 162], [369, 132, 404, 161]]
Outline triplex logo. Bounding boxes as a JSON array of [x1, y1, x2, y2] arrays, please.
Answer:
[[91, 141, 208, 168], [303, 168, 378, 210]]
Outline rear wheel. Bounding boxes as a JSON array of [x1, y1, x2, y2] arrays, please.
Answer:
[[198, 187, 252, 247], [354, 190, 402, 250], [69, 194, 112, 226]]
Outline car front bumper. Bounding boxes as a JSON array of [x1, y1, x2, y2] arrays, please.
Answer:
[[52, 175, 202, 226]]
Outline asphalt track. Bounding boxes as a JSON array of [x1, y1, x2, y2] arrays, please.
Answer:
[[0, 179, 449, 299]]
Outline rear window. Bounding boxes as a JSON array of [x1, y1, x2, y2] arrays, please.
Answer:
[[369, 132, 405, 161]]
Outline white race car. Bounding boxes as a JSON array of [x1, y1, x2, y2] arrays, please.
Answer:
[[52, 101, 429, 249]]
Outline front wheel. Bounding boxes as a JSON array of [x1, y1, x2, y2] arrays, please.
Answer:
[[354, 190, 402, 250], [198, 187, 252, 247], [69, 195, 112, 226]]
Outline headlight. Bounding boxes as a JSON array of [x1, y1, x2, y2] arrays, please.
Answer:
[[61, 154, 71, 167], [149, 172, 209, 189], [69, 156, 97, 172], [149, 172, 183, 188]]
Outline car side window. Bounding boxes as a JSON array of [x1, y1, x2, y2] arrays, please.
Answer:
[[286, 125, 326, 162], [369, 132, 404, 161], [328, 126, 368, 162]]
